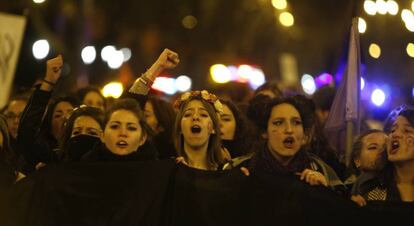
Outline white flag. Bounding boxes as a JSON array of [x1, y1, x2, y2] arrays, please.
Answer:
[[0, 12, 26, 108]]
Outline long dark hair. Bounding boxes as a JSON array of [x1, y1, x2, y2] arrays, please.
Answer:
[[379, 107, 414, 188], [147, 96, 177, 158], [293, 95, 338, 157], [220, 99, 258, 157], [40, 96, 79, 143], [250, 96, 313, 169], [147, 96, 176, 139]]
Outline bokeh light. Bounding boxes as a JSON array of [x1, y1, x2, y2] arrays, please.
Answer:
[[107, 50, 124, 69], [33, 0, 46, 3], [271, 0, 287, 10], [102, 82, 123, 98], [315, 73, 333, 88], [210, 64, 232, 83], [301, 74, 316, 95], [152, 77, 177, 95], [361, 77, 365, 90], [405, 21, 414, 32], [368, 43, 381, 59], [401, 9, 414, 24], [120, 48, 132, 62], [175, 75, 192, 92], [237, 64, 253, 81], [406, 43, 414, 57], [249, 69, 266, 89], [358, 17, 367, 34], [371, 88, 386, 106], [376, 0, 387, 15], [182, 15, 198, 29], [364, 0, 377, 15], [32, 39, 50, 60], [81, 46, 96, 64], [386, 0, 399, 15], [100, 45, 115, 62], [279, 12, 294, 27]]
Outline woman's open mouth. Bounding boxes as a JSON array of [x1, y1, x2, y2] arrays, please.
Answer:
[[116, 140, 128, 148], [390, 140, 400, 154], [191, 125, 202, 134], [283, 137, 295, 148]]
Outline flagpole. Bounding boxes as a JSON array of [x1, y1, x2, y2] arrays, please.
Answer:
[[345, 121, 353, 167], [324, 17, 361, 166]]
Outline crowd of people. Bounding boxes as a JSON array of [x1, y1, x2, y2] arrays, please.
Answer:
[[1, 48, 414, 225]]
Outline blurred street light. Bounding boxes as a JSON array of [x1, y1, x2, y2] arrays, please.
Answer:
[[175, 75, 192, 92], [121, 48, 131, 62], [371, 88, 386, 106], [369, 43, 381, 59], [364, 0, 377, 15], [406, 43, 414, 57], [81, 46, 96, 64], [376, 0, 387, 15], [271, 0, 287, 10], [301, 74, 316, 95], [102, 82, 123, 98], [107, 50, 124, 69], [279, 12, 294, 27], [358, 17, 367, 33], [32, 39, 50, 60], [210, 64, 232, 83], [386, 0, 399, 15]]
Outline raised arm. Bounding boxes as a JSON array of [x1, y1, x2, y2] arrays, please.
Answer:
[[17, 55, 63, 171], [126, 48, 179, 108]]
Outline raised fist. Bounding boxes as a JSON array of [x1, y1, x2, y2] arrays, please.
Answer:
[[45, 54, 63, 83], [154, 48, 180, 70]]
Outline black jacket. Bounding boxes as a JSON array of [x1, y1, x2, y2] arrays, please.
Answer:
[[17, 87, 58, 172]]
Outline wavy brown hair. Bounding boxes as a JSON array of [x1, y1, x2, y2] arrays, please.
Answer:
[[173, 96, 224, 169]]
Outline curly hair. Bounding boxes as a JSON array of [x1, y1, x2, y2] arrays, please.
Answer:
[[257, 96, 313, 137]]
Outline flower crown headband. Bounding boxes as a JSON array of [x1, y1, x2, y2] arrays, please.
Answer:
[[174, 90, 223, 113]]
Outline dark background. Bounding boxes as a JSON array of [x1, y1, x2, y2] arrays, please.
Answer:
[[1, 0, 414, 116]]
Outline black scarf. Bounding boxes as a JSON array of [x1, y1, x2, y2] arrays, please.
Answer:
[[252, 143, 311, 175], [83, 142, 158, 162], [64, 135, 102, 161]]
